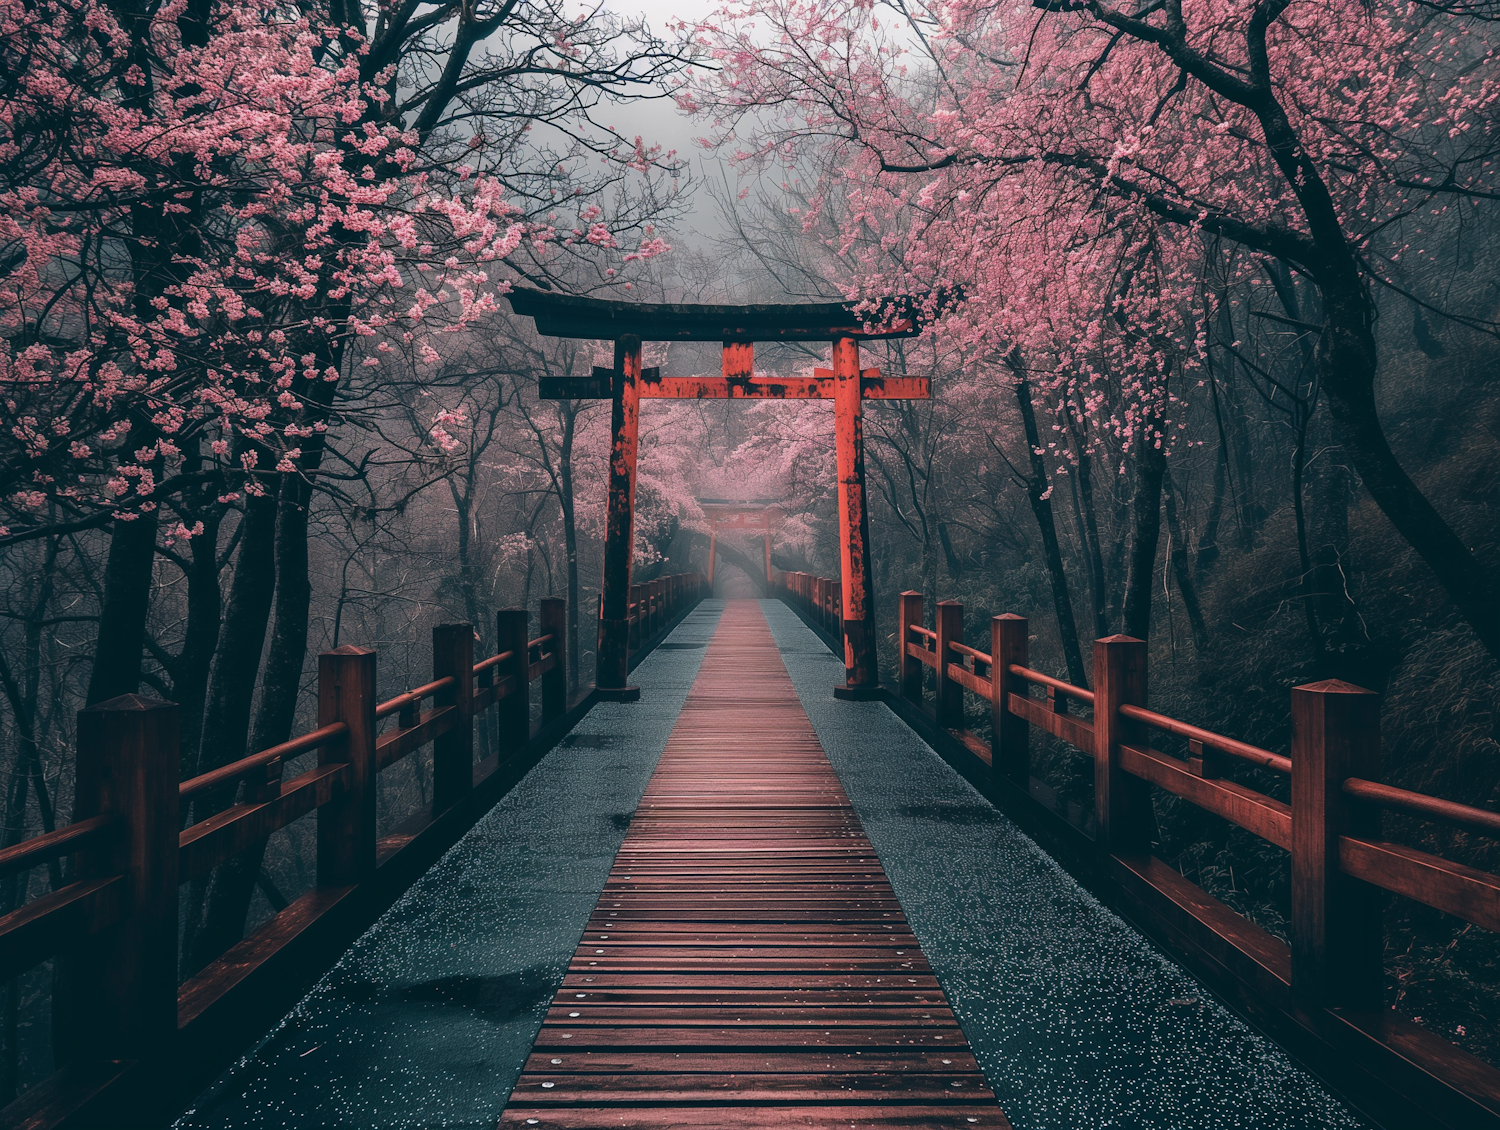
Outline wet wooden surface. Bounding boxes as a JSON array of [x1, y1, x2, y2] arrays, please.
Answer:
[[501, 601, 1008, 1129]]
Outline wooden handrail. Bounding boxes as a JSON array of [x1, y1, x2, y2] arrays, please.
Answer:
[[472, 648, 515, 675], [1009, 664, 1096, 706], [908, 624, 937, 642], [528, 632, 555, 652], [950, 640, 989, 664], [0, 815, 115, 880], [375, 674, 457, 720], [1118, 703, 1290, 774], [179, 722, 350, 802], [1344, 777, 1500, 837]]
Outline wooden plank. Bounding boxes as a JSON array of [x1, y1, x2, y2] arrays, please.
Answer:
[[499, 1106, 1009, 1128], [375, 704, 456, 770], [947, 662, 992, 700], [1340, 836, 1500, 934], [503, 601, 1005, 1128], [1008, 691, 1094, 752], [176, 886, 356, 1029], [178, 763, 349, 881], [0, 876, 123, 982], [1118, 743, 1291, 850]]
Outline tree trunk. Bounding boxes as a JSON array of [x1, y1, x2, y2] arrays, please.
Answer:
[[1066, 413, 1110, 639], [192, 466, 313, 969], [1198, 439, 1228, 576], [179, 485, 277, 975], [1162, 469, 1209, 653], [1319, 292, 1500, 659], [559, 410, 581, 693], [170, 479, 225, 780], [1010, 360, 1090, 687], [85, 503, 161, 705], [1123, 440, 1166, 643]]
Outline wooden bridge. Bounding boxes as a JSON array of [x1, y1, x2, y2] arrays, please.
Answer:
[[3, 586, 1500, 1130]]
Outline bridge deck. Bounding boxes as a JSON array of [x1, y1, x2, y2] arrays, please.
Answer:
[[179, 600, 1362, 1130], [502, 602, 1007, 1128]]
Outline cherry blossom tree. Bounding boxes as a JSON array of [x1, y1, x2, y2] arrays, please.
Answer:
[[690, 0, 1500, 659]]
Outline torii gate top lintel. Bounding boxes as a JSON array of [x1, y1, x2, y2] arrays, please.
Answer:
[[505, 288, 930, 702], [506, 286, 920, 342]]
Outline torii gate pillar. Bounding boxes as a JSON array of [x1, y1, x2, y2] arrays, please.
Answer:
[[596, 337, 641, 702], [509, 285, 926, 702], [832, 337, 879, 699]]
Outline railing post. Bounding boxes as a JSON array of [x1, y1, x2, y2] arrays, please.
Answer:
[[1093, 635, 1151, 855], [432, 623, 474, 811], [898, 592, 923, 706], [540, 597, 567, 723], [992, 615, 1030, 788], [1291, 679, 1383, 1008], [935, 600, 964, 729], [317, 646, 377, 886], [56, 695, 179, 1064], [497, 609, 530, 755]]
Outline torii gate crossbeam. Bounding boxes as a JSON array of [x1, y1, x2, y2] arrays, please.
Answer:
[[507, 288, 928, 701]]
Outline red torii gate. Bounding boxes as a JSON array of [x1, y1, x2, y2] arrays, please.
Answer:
[[507, 288, 927, 701], [698, 498, 781, 590]]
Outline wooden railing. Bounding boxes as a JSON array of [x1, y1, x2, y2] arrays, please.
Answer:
[[626, 573, 709, 651], [773, 571, 841, 640], [891, 591, 1500, 1129], [0, 577, 701, 1129]]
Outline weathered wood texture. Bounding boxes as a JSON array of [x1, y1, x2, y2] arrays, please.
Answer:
[[503, 601, 1009, 1129]]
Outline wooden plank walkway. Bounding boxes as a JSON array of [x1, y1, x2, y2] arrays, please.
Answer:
[[501, 601, 1009, 1129]]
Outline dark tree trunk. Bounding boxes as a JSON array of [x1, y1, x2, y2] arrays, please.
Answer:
[[1123, 440, 1166, 643], [1066, 412, 1109, 640], [1198, 438, 1228, 576], [192, 471, 311, 970], [559, 407, 581, 691], [1010, 359, 1089, 687], [1307, 403, 1356, 639], [169, 479, 225, 779], [1162, 469, 1209, 653], [85, 503, 161, 705], [180, 484, 277, 975]]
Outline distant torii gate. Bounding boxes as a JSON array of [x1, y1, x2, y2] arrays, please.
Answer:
[[507, 288, 927, 701], [698, 499, 781, 591]]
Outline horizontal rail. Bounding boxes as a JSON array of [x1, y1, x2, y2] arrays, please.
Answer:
[[950, 641, 991, 666], [528, 633, 555, 653], [0, 876, 124, 983], [947, 661, 992, 700], [0, 815, 115, 880], [1009, 665, 1095, 706], [1008, 692, 1095, 752], [179, 764, 350, 882], [473, 648, 515, 675], [1118, 703, 1289, 775], [180, 722, 349, 803], [1341, 836, 1500, 935], [908, 624, 937, 642], [375, 675, 456, 721], [376, 704, 458, 771], [1121, 744, 1292, 850], [1344, 777, 1500, 838], [906, 640, 938, 669]]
